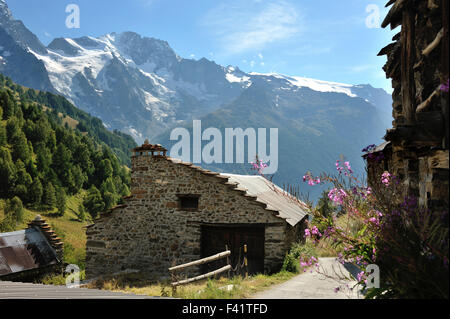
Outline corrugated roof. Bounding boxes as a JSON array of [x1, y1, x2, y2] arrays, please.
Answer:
[[0, 228, 58, 277], [0, 281, 160, 299], [219, 173, 309, 226]]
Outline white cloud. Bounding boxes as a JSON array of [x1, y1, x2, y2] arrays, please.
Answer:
[[201, 0, 301, 55], [258, 53, 264, 60], [44, 31, 52, 38], [250, 60, 255, 67], [189, 54, 196, 59], [260, 62, 265, 66]]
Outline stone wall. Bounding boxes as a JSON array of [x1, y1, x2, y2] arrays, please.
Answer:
[[86, 154, 305, 280]]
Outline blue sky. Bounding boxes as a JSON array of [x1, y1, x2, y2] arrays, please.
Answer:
[[7, 0, 398, 92]]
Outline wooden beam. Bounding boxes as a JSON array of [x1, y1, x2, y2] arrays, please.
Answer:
[[171, 265, 232, 287], [416, 87, 441, 112], [378, 42, 397, 56], [401, 7, 416, 125], [168, 250, 231, 272], [385, 124, 443, 145], [381, 0, 407, 29], [442, 0, 449, 148], [428, 0, 439, 10], [428, 150, 449, 169], [422, 28, 444, 57]]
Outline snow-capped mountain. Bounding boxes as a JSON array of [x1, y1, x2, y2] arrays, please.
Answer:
[[0, 1, 392, 143], [27, 30, 392, 143], [26, 31, 251, 142], [0, 0, 394, 200], [0, 0, 54, 91]]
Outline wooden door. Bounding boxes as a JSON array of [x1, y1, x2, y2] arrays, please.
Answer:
[[201, 225, 265, 275]]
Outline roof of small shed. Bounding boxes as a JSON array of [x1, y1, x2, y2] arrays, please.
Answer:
[[0, 228, 58, 277], [362, 141, 392, 158], [219, 173, 309, 226]]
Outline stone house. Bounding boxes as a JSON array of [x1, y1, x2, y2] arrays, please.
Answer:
[[86, 142, 309, 280]]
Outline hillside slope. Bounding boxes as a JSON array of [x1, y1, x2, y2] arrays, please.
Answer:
[[0, 74, 131, 231]]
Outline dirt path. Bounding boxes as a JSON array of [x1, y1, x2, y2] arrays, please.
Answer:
[[251, 257, 363, 299]]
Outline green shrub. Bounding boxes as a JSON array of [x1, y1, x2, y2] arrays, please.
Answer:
[[63, 242, 86, 269], [39, 269, 85, 286], [281, 253, 299, 273], [282, 242, 318, 273]]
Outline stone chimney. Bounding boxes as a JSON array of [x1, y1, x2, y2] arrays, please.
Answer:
[[130, 140, 169, 201], [131, 139, 168, 157], [28, 215, 64, 261], [131, 139, 168, 173]]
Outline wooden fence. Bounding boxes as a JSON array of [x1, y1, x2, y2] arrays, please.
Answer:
[[168, 250, 232, 290]]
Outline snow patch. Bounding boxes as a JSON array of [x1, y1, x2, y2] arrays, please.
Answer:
[[250, 72, 357, 98], [225, 73, 250, 83]]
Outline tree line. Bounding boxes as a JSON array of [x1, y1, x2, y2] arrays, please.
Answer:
[[0, 75, 131, 231]]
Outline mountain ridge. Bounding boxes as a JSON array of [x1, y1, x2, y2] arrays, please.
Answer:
[[0, 0, 393, 201], [0, 0, 392, 143]]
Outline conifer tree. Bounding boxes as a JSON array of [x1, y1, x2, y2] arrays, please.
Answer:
[[56, 187, 67, 217], [29, 178, 43, 205], [43, 182, 56, 209], [0, 149, 16, 196], [5, 196, 24, 224], [0, 123, 6, 146], [317, 190, 336, 218], [0, 90, 15, 120], [98, 158, 113, 182], [83, 186, 105, 219], [78, 203, 87, 222], [11, 131, 31, 163]]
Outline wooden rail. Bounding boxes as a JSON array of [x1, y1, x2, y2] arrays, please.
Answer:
[[169, 250, 231, 288], [169, 250, 230, 272], [171, 265, 232, 287]]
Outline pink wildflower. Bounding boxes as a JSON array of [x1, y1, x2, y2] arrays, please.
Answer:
[[328, 188, 348, 205], [381, 171, 391, 187], [357, 271, 365, 282]]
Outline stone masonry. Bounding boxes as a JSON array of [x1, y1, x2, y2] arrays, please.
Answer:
[[86, 144, 307, 280]]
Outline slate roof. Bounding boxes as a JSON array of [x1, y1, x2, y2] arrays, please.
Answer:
[[0, 228, 59, 277], [220, 173, 309, 226]]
